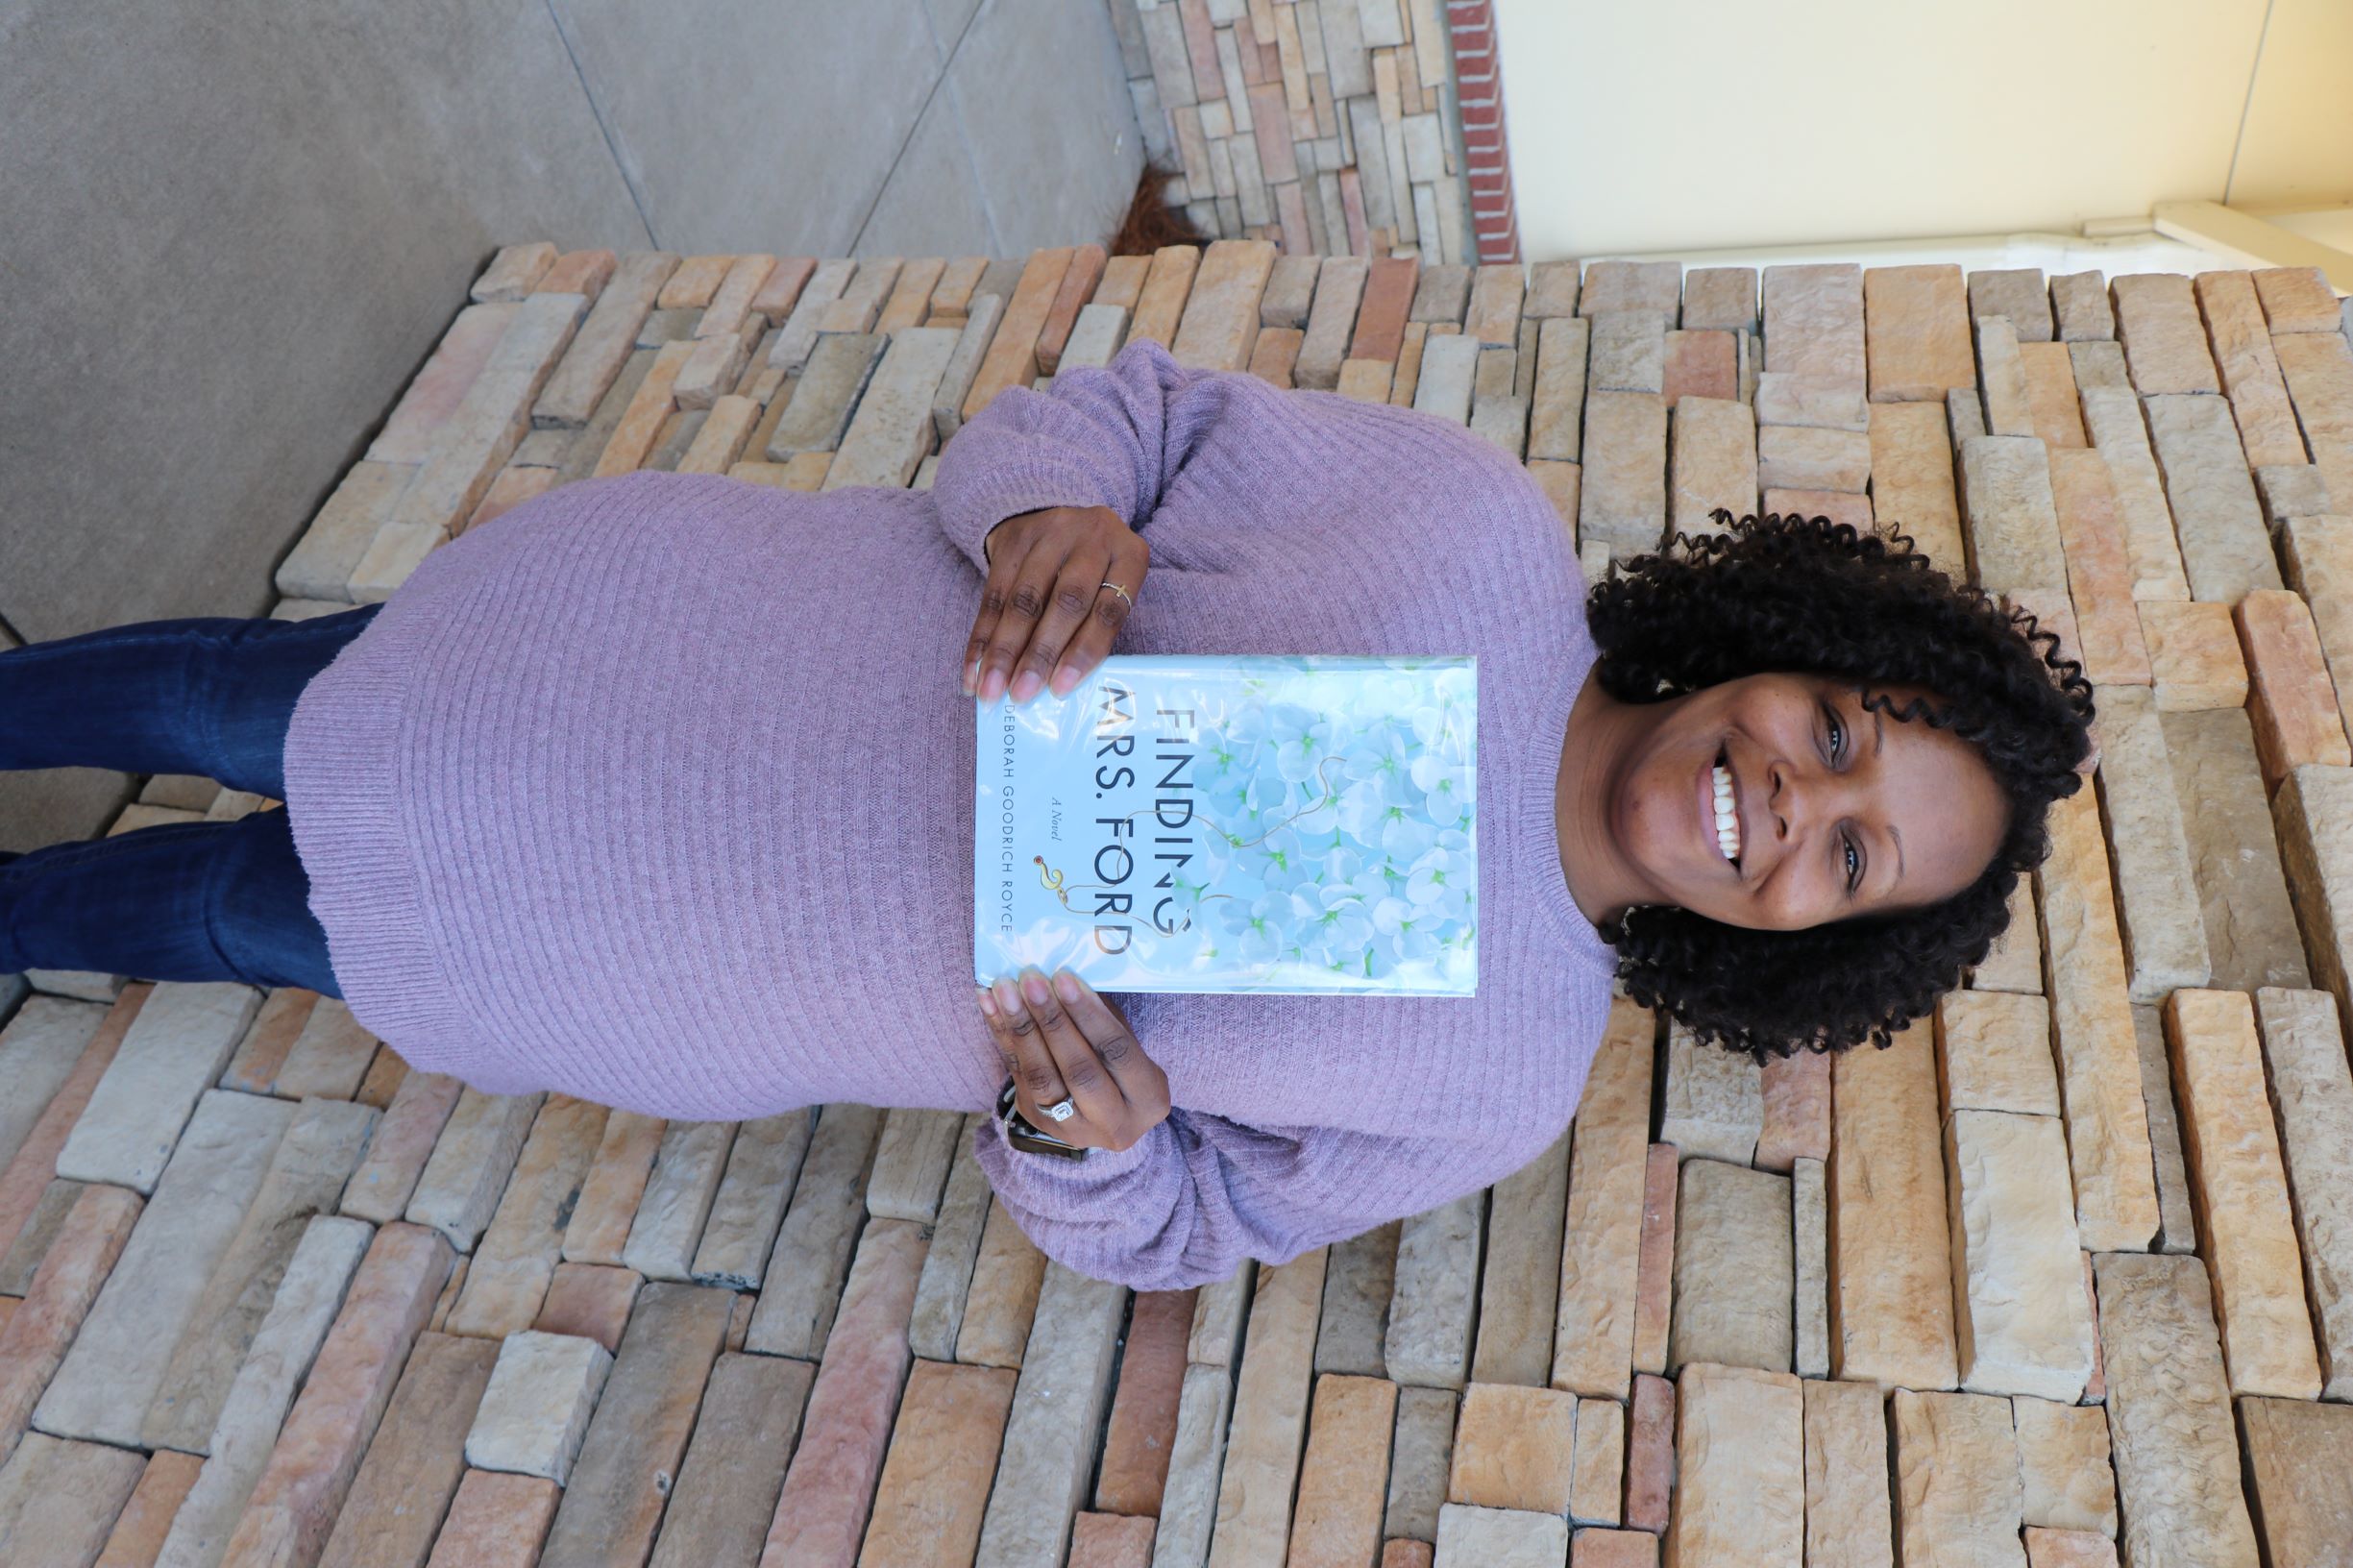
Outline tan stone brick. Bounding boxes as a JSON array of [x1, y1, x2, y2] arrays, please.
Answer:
[[222, 1222, 454, 1564], [1659, 1021, 1761, 1166], [1091, 1287, 1192, 1516], [1752, 1048, 1829, 1173], [1198, 1249, 1323, 1563], [2113, 273, 2222, 395], [1297, 256, 1370, 389], [1802, 1377, 1893, 1568], [1466, 263, 1526, 347], [591, 336, 694, 478], [472, 242, 556, 303], [1971, 268, 2054, 341], [445, 1094, 606, 1340], [1338, 358, 1394, 402], [1680, 267, 1757, 333], [1434, 1504, 1567, 1566], [2130, 1006, 2200, 1255], [1620, 1373, 1672, 1535], [1975, 314, 2038, 438], [1946, 1110, 2096, 1402], [1169, 239, 1274, 373], [1869, 400, 1967, 572], [2090, 688, 2210, 1000], [2077, 385, 2194, 601], [1247, 324, 1303, 386], [1830, 1018, 1959, 1390], [1524, 259, 1581, 319], [556, 1110, 664, 1268], [1529, 316, 1589, 463], [1388, 1191, 1482, 1390], [2161, 990, 2323, 1398], [962, 247, 1073, 417], [2283, 513, 2353, 745], [2248, 990, 2353, 1398], [537, 248, 616, 301], [457, 462, 556, 532], [1579, 392, 1668, 558], [2165, 706, 2312, 990], [928, 256, 990, 321], [1288, 1374, 1399, 1566], [2140, 600, 2248, 709], [1569, 1396, 1624, 1528], [2239, 1394, 2353, 1566], [339, 1069, 461, 1226], [2145, 392, 2283, 602], [1865, 263, 1975, 403], [530, 1262, 640, 1355], [2048, 451, 2152, 683], [94, 1448, 202, 1568], [655, 254, 733, 310], [956, 1196, 1048, 1370], [2093, 1253, 2260, 1568], [1471, 1124, 1569, 1389], [2195, 271, 2307, 468], [2238, 588, 2352, 787], [0, 1433, 145, 1565], [1958, 434, 2066, 592], [1660, 330, 1736, 405], [1661, 1363, 1803, 1567], [1128, 245, 1202, 350], [2050, 272, 2113, 342], [2250, 266, 2341, 333], [1756, 423, 1869, 493], [1068, 1512, 1156, 1568], [1666, 397, 1756, 540], [1893, 1389, 2025, 1566], [427, 1469, 557, 1566], [1630, 1145, 1677, 1379], [315, 1331, 499, 1568], [1764, 262, 1866, 388], [1315, 1223, 1399, 1382], [1449, 1383, 1577, 1513], [1580, 260, 1681, 327], [878, 256, 950, 337], [1669, 1160, 1793, 1376], [2019, 341, 2089, 447], [2036, 788, 2164, 1251], [1571, 1529, 1654, 1568], [2012, 1394, 2116, 1536], [1552, 1000, 1654, 1400], [2276, 329, 2353, 526], [1528, 462, 1581, 543], [2254, 461, 2331, 521], [1936, 990, 2061, 1115], [1754, 372, 1870, 431], [371, 304, 516, 464], [0, 1185, 140, 1466], [1347, 255, 1419, 362]]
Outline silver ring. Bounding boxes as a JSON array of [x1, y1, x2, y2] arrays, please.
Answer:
[[1098, 580, 1134, 610], [1042, 1096, 1077, 1123]]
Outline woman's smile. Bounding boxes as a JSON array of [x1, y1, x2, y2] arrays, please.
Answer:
[[1703, 745, 1743, 870]]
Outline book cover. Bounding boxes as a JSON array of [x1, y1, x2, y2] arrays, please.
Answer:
[[974, 653, 1477, 995]]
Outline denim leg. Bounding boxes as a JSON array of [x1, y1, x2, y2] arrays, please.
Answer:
[[0, 605, 381, 799], [0, 807, 337, 995]]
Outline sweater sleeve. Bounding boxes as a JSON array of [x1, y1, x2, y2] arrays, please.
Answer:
[[927, 338, 1224, 574], [968, 1095, 1555, 1292]]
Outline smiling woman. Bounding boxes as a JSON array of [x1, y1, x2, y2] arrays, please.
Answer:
[[1555, 510, 2096, 1061]]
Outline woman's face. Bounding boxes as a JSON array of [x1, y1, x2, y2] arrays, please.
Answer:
[[1609, 674, 2010, 931]]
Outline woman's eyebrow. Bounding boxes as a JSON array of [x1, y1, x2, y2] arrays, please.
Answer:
[[1890, 823, 1906, 887], [1874, 706, 1885, 758]]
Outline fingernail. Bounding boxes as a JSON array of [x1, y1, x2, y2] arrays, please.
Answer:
[[993, 977, 1023, 1015], [1020, 970, 1050, 1007], [981, 667, 1006, 702], [964, 657, 980, 695], [977, 984, 996, 1017], [1053, 971, 1079, 1002], [1011, 671, 1042, 703], [1048, 665, 1075, 697]]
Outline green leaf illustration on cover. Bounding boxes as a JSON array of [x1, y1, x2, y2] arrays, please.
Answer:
[[975, 653, 1477, 995]]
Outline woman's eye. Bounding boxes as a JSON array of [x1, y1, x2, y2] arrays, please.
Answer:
[[1826, 707, 1845, 762], [1843, 833, 1861, 893]]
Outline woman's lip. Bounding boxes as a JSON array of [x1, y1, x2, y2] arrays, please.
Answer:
[[1702, 751, 1725, 869]]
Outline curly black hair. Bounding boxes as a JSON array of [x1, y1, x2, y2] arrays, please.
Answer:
[[1586, 509, 2096, 1063]]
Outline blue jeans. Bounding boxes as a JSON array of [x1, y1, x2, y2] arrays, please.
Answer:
[[0, 605, 382, 996]]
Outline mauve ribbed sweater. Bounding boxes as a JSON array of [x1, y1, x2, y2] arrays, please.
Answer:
[[283, 338, 1616, 1290]]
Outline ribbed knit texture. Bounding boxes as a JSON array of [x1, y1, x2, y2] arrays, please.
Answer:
[[283, 339, 1615, 1289]]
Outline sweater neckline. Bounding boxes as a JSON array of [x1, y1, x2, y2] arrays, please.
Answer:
[[1516, 641, 1619, 976]]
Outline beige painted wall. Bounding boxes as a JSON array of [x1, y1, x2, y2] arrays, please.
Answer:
[[1494, 0, 2353, 260]]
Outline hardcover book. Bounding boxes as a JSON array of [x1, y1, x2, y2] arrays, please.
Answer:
[[974, 653, 1477, 995]]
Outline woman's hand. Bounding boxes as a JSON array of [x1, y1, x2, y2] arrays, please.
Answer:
[[981, 968, 1170, 1153], [962, 505, 1149, 704]]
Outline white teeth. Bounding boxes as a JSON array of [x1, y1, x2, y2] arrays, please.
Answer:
[[1711, 763, 1741, 862]]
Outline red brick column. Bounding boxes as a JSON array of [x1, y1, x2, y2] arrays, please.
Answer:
[[1447, 0, 1521, 264]]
